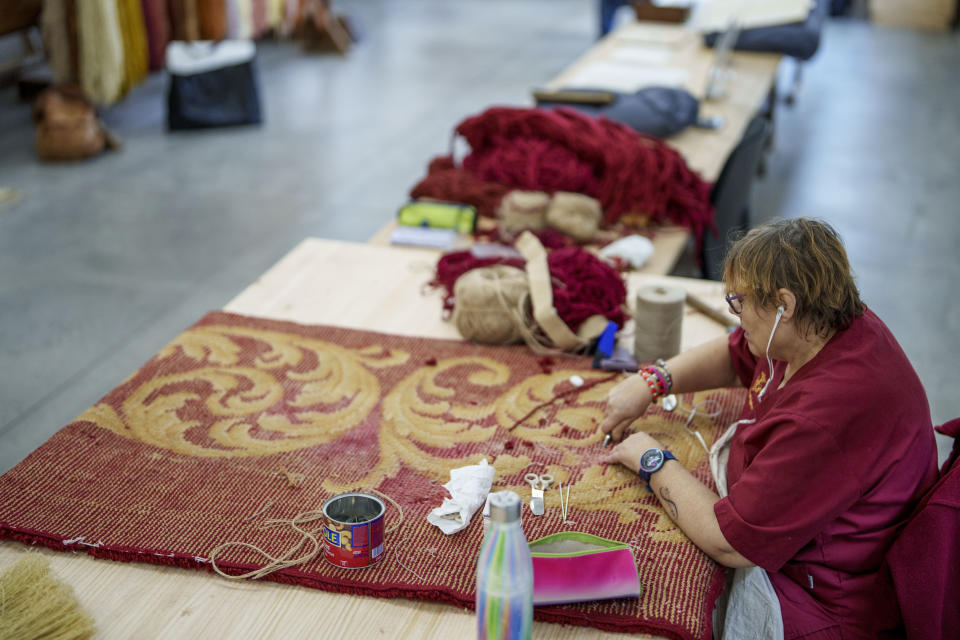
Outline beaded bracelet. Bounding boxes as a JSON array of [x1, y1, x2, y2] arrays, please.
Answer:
[[655, 358, 674, 393], [640, 370, 664, 399], [642, 366, 667, 397]]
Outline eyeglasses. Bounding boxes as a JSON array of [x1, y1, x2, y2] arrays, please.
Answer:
[[725, 293, 745, 315]]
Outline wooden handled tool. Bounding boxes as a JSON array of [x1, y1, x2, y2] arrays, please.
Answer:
[[686, 292, 740, 328], [531, 89, 617, 105]]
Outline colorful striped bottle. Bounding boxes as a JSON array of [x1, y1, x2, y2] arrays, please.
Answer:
[[476, 491, 533, 640]]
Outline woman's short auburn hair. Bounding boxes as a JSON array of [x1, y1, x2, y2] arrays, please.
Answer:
[[722, 217, 864, 337]]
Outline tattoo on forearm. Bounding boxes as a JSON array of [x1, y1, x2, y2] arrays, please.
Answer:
[[659, 487, 679, 519]]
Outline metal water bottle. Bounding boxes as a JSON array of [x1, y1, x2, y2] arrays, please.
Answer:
[[476, 491, 533, 640]]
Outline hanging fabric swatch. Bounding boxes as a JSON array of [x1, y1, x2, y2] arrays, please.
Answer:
[[168, 0, 200, 41], [76, 0, 126, 104], [40, 0, 74, 85], [235, 0, 254, 39], [267, 0, 288, 36], [225, 0, 241, 38], [197, 0, 228, 40], [140, 0, 171, 71], [116, 0, 150, 95], [251, 0, 268, 39]]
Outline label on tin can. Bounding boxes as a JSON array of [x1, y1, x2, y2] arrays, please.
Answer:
[[322, 493, 386, 569]]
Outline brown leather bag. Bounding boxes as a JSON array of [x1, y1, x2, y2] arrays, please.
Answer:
[[33, 86, 121, 161]]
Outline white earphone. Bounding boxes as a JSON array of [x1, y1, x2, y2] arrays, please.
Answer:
[[758, 304, 786, 401]]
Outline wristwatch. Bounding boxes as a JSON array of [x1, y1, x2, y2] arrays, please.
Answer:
[[637, 448, 676, 492]]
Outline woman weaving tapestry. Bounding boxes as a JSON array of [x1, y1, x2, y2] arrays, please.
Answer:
[[600, 218, 937, 639]]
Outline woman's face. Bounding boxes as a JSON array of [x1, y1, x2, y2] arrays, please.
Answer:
[[727, 291, 784, 359]]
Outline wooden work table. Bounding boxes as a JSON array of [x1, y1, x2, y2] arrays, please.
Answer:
[[374, 22, 781, 276], [0, 238, 735, 639], [367, 221, 693, 277], [542, 22, 782, 185]]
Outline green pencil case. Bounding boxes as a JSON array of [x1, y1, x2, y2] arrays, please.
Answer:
[[529, 532, 641, 605], [397, 200, 477, 234]]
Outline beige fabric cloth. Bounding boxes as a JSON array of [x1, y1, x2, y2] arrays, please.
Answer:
[[710, 419, 784, 640], [514, 231, 607, 352], [77, 0, 125, 104]]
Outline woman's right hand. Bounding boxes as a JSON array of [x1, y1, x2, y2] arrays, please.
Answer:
[[599, 374, 655, 444]]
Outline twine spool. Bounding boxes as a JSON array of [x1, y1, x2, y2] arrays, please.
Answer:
[[452, 265, 529, 344], [497, 190, 550, 237], [634, 285, 685, 361], [545, 191, 601, 242]]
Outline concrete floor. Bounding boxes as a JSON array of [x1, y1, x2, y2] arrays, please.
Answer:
[[0, 0, 957, 473]]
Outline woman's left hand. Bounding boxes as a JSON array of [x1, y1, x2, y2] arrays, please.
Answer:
[[604, 432, 665, 472]]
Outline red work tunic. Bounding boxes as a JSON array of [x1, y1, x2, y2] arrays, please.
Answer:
[[714, 309, 938, 639]]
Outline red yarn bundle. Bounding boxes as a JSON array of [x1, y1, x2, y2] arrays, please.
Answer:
[[455, 107, 714, 240], [409, 156, 511, 219], [432, 246, 628, 332], [410, 107, 715, 244], [547, 246, 628, 331]]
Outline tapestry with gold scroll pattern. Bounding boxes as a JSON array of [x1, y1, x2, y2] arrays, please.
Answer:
[[0, 311, 746, 640]]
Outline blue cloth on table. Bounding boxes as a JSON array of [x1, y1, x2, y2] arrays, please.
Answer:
[[535, 87, 699, 139]]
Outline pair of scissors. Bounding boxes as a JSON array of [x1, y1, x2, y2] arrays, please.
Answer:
[[524, 473, 554, 516], [524, 473, 554, 491]]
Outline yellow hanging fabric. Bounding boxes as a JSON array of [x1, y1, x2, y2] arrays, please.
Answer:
[[267, 0, 285, 33], [116, 0, 149, 96]]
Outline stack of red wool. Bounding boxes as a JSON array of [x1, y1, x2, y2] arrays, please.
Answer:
[[456, 106, 714, 238], [409, 156, 511, 219]]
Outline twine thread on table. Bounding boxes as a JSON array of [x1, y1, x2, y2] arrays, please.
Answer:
[[634, 285, 685, 362], [209, 489, 404, 581]]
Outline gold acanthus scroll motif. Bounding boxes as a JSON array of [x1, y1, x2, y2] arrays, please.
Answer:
[[324, 356, 510, 492], [81, 325, 409, 457], [325, 362, 622, 493]]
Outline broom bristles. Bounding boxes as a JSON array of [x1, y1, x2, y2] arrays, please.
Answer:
[[0, 553, 95, 640]]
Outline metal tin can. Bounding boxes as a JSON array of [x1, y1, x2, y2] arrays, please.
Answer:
[[321, 492, 385, 569]]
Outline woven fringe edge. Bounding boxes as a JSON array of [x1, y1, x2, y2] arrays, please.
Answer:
[[1, 524, 722, 640]]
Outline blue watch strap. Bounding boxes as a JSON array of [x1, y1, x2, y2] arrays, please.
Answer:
[[639, 449, 676, 493]]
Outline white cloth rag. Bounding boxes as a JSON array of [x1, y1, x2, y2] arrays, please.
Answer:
[[427, 459, 495, 534], [598, 234, 655, 269]]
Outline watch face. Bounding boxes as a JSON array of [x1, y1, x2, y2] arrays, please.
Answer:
[[639, 448, 665, 473]]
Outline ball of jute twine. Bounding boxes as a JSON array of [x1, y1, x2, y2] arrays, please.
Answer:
[[453, 269, 589, 356], [452, 265, 530, 344], [497, 190, 550, 237], [545, 191, 601, 242]]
